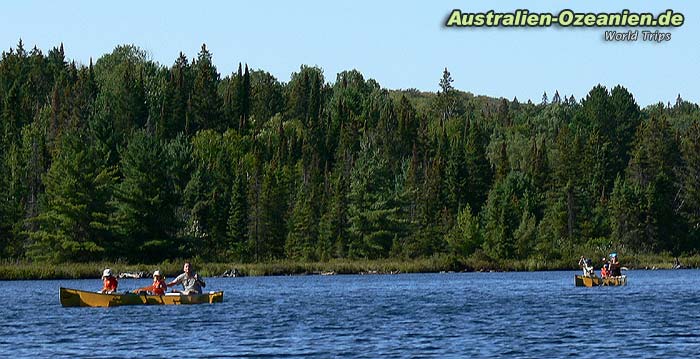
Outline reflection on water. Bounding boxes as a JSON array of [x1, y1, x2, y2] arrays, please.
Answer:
[[2, 270, 700, 358]]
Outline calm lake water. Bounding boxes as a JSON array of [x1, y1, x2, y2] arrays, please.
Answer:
[[2, 270, 700, 358]]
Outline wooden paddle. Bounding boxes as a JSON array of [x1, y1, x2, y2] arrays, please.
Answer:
[[132, 285, 153, 294]]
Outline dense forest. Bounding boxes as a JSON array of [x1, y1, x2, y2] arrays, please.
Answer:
[[0, 40, 698, 265]]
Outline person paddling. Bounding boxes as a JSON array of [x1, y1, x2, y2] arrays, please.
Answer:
[[609, 253, 622, 277], [166, 262, 205, 295], [133, 270, 167, 295], [600, 258, 609, 278], [150, 270, 167, 295], [578, 256, 594, 277], [100, 268, 118, 294]]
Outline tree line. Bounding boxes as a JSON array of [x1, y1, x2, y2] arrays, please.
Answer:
[[0, 40, 698, 264]]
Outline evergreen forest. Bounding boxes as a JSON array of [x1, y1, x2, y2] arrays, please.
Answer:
[[1, 41, 699, 266]]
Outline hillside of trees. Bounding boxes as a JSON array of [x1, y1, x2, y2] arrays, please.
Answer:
[[0, 40, 698, 265]]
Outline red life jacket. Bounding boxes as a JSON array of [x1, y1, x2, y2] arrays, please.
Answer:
[[102, 276, 118, 292], [151, 279, 166, 295]]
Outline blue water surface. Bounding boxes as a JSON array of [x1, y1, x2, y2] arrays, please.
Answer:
[[2, 270, 699, 358]]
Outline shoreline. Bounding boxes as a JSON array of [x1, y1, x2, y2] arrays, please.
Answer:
[[0, 254, 696, 280]]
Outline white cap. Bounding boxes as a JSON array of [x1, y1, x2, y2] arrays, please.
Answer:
[[153, 270, 161, 277], [102, 268, 112, 278]]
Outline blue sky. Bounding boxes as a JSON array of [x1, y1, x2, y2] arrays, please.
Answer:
[[0, 0, 697, 106]]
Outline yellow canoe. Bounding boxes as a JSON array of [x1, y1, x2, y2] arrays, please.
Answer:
[[574, 275, 627, 287], [60, 287, 224, 307]]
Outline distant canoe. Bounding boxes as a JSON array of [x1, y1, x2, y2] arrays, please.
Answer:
[[575, 275, 627, 287], [60, 287, 224, 307]]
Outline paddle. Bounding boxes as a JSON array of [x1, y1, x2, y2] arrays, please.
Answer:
[[132, 285, 153, 294]]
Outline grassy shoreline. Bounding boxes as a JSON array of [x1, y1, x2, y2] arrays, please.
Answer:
[[1, 254, 698, 280]]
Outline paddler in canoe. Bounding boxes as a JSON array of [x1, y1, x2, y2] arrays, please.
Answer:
[[600, 257, 610, 278], [167, 261, 206, 295], [100, 268, 118, 294], [133, 270, 167, 295], [578, 256, 595, 277], [609, 252, 622, 276]]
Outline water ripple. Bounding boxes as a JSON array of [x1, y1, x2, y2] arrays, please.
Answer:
[[3, 271, 700, 358]]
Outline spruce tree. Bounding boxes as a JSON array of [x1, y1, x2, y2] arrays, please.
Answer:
[[110, 130, 178, 262], [347, 136, 404, 259], [318, 164, 349, 259], [190, 44, 222, 132], [620, 116, 681, 252], [285, 182, 319, 261], [679, 122, 700, 252], [27, 130, 116, 262], [552, 90, 561, 105], [226, 172, 249, 260], [445, 204, 482, 257], [437, 67, 456, 128], [160, 52, 192, 138]]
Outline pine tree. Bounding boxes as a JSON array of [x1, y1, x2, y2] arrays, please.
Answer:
[[160, 52, 192, 138], [396, 95, 418, 156], [226, 172, 249, 261], [444, 204, 482, 257], [609, 85, 641, 179], [20, 109, 51, 231], [3, 81, 24, 146], [190, 44, 222, 132], [548, 127, 585, 241], [513, 210, 537, 258], [610, 176, 647, 251], [285, 182, 319, 261], [184, 129, 246, 260], [444, 138, 468, 214], [552, 90, 561, 105], [26, 46, 52, 112], [620, 116, 682, 252], [347, 137, 403, 259], [110, 130, 179, 262], [437, 67, 457, 128], [0, 148, 24, 257], [27, 130, 116, 262], [238, 63, 251, 133], [482, 171, 536, 260], [257, 161, 288, 259], [318, 164, 349, 259], [46, 43, 67, 81], [465, 119, 493, 212], [679, 122, 700, 252], [246, 154, 263, 261], [0, 82, 28, 255], [221, 64, 240, 132]]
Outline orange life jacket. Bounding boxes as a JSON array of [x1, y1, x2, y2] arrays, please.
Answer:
[[151, 279, 166, 295], [102, 276, 118, 292]]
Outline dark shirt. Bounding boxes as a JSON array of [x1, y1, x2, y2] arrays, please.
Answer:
[[610, 262, 621, 276]]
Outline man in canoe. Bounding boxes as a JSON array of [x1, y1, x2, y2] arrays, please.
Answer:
[[100, 268, 118, 294], [166, 262, 206, 295]]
